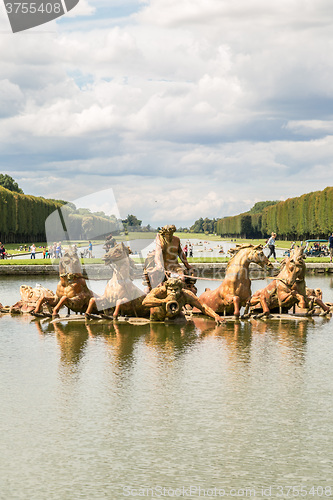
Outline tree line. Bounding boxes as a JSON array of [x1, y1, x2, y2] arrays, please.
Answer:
[[216, 187, 333, 240], [0, 186, 124, 243], [190, 217, 218, 234]]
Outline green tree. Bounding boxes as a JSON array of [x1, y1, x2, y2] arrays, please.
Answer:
[[248, 200, 279, 214], [122, 214, 142, 227], [0, 174, 23, 194]]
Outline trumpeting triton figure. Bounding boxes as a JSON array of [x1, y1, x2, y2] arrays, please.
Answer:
[[142, 277, 224, 323]]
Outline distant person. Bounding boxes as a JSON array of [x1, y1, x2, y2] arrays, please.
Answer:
[[328, 232, 333, 263], [56, 242, 62, 258], [183, 244, 188, 257], [88, 240, 93, 258], [30, 244, 36, 259], [0, 244, 5, 259], [42, 247, 46, 259], [189, 244, 193, 258], [264, 232, 277, 262], [104, 233, 116, 251]]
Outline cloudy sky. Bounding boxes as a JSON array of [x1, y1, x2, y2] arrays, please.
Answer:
[[0, 0, 333, 227]]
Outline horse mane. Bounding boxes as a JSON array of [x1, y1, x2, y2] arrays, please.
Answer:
[[103, 242, 131, 265], [226, 243, 261, 269], [59, 246, 82, 275]]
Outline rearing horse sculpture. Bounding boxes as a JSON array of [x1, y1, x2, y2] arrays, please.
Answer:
[[85, 242, 150, 319], [199, 244, 273, 317], [250, 246, 331, 316]]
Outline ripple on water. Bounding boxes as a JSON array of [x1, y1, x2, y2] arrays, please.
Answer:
[[0, 276, 333, 498]]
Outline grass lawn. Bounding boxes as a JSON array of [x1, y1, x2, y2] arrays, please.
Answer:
[[173, 233, 308, 250], [2, 233, 331, 265], [0, 258, 103, 266], [1, 256, 331, 265]]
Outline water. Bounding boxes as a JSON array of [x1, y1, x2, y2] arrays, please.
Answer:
[[12, 238, 287, 261], [1, 275, 333, 499], [126, 238, 287, 260]]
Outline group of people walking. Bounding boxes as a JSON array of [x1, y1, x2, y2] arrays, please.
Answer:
[[29, 242, 62, 259], [264, 231, 333, 263], [28, 241, 94, 259], [182, 243, 193, 258]]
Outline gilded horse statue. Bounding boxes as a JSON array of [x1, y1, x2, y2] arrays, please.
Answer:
[[199, 244, 273, 317], [250, 246, 331, 316], [85, 242, 150, 319], [33, 246, 94, 317]]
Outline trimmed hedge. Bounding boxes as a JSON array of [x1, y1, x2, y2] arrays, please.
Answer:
[[217, 187, 333, 239], [0, 187, 120, 243], [0, 187, 63, 243]]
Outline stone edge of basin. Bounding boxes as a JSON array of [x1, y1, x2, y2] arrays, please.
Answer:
[[0, 262, 332, 276]]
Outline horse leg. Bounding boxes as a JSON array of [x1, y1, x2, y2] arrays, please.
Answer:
[[114, 297, 128, 319], [85, 297, 97, 316], [314, 297, 331, 315], [241, 300, 251, 319], [34, 295, 46, 314], [52, 296, 68, 316], [33, 295, 56, 316], [256, 294, 271, 319], [278, 298, 282, 314], [278, 290, 297, 315], [233, 296, 240, 318]]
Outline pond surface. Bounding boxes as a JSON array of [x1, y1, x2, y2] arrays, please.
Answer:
[[126, 238, 288, 260], [12, 237, 288, 262], [1, 275, 333, 499]]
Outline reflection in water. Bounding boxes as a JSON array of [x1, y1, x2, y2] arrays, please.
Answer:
[[32, 314, 317, 373], [147, 320, 198, 355], [35, 319, 89, 370], [3, 306, 333, 499]]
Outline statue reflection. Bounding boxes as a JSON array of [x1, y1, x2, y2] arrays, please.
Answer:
[[191, 316, 253, 364], [32, 312, 323, 376], [146, 320, 198, 356], [251, 317, 313, 366], [99, 321, 149, 370], [34, 319, 89, 371], [53, 322, 89, 370]]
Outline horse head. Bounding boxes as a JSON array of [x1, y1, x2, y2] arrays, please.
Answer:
[[290, 246, 305, 265], [103, 242, 132, 266], [103, 242, 136, 281], [248, 244, 274, 269], [280, 246, 305, 284], [59, 246, 82, 276], [277, 247, 306, 286]]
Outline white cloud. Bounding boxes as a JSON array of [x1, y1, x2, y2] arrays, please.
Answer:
[[1, 0, 333, 226], [65, 0, 95, 17]]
